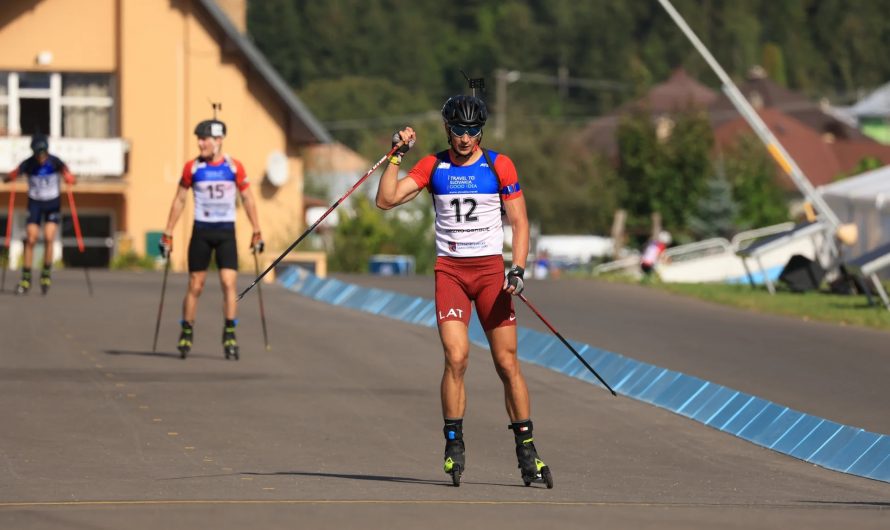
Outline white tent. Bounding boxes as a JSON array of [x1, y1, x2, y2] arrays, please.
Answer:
[[819, 165, 890, 257]]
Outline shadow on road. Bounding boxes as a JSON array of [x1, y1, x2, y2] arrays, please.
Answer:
[[244, 470, 527, 489], [802, 500, 890, 507], [104, 349, 226, 361]]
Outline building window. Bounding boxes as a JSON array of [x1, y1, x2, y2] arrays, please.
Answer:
[[0, 73, 7, 135], [0, 71, 115, 138], [62, 74, 113, 138]]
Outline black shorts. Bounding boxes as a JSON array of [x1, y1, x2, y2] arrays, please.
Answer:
[[27, 198, 62, 225], [188, 228, 238, 272]]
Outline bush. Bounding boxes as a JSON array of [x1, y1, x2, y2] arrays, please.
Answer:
[[110, 251, 157, 271]]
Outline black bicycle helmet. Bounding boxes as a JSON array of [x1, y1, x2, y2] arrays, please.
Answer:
[[194, 119, 227, 138], [441, 95, 488, 128], [30, 133, 49, 154]]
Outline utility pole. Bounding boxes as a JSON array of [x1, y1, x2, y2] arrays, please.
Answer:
[[493, 68, 625, 140]]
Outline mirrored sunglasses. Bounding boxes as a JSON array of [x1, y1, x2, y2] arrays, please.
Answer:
[[449, 125, 482, 138]]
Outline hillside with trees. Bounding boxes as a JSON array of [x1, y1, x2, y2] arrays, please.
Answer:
[[247, 0, 890, 269]]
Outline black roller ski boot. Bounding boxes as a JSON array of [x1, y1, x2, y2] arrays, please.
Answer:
[[511, 420, 553, 489], [15, 270, 31, 295], [223, 319, 239, 360], [39, 268, 51, 295], [178, 321, 193, 359], [443, 420, 465, 487]]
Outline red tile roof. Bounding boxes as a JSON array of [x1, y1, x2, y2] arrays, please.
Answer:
[[714, 108, 890, 189]]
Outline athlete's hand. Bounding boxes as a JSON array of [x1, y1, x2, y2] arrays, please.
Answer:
[[392, 127, 416, 155], [251, 232, 264, 254], [503, 265, 525, 295], [159, 233, 173, 259]]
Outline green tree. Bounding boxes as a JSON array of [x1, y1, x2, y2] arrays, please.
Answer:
[[761, 42, 787, 87], [722, 135, 789, 229], [616, 109, 712, 235], [329, 196, 394, 273], [688, 170, 738, 239], [656, 110, 714, 230], [616, 109, 659, 227]]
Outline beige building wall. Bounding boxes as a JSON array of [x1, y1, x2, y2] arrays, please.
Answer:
[[0, 0, 116, 71], [1, 0, 310, 272], [121, 0, 304, 271]]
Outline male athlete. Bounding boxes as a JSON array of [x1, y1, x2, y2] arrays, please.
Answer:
[[160, 118, 263, 360], [375, 95, 552, 488], [4, 134, 76, 295]]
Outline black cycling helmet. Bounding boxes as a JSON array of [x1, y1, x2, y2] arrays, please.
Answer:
[[30, 133, 49, 154], [194, 119, 226, 138], [441, 95, 488, 128]]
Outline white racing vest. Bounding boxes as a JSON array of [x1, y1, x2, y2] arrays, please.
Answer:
[[429, 151, 506, 257], [188, 155, 242, 224], [19, 155, 67, 201]]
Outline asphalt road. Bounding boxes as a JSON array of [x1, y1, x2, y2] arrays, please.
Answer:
[[0, 270, 887, 529], [337, 274, 890, 435]]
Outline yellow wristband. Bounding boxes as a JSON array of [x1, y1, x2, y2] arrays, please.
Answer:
[[389, 155, 402, 166]]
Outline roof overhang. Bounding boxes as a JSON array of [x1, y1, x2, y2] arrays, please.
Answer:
[[196, 0, 332, 145]]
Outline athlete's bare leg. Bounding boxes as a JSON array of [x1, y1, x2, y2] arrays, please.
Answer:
[[23, 223, 39, 270], [219, 268, 238, 320], [438, 320, 470, 418], [42, 222, 57, 267], [183, 270, 207, 322], [487, 325, 530, 422]]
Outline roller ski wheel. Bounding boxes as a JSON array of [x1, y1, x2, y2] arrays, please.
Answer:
[[224, 344, 239, 361], [223, 326, 239, 361], [39, 273, 51, 295], [517, 441, 554, 489], [521, 464, 554, 489], [15, 279, 30, 296], [443, 439, 465, 488], [178, 325, 193, 360]]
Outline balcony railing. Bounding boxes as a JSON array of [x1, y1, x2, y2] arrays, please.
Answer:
[[0, 137, 129, 178]]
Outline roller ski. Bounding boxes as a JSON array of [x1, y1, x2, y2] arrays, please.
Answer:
[[39, 269, 51, 295], [443, 421, 465, 487], [222, 320, 239, 360], [15, 271, 31, 295], [177, 321, 193, 359], [511, 420, 554, 489]]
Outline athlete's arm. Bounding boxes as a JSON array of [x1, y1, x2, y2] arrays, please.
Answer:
[[376, 164, 422, 209], [162, 184, 189, 235], [4, 167, 19, 183], [61, 166, 76, 186], [239, 186, 262, 236], [376, 127, 422, 209], [504, 195, 529, 270]]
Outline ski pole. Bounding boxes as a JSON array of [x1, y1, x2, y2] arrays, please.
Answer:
[[65, 187, 92, 296], [152, 255, 171, 353], [2, 187, 14, 292], [253, 250, 270, 351], [518, 293, 617, 396], [237, 142, 405, 300]]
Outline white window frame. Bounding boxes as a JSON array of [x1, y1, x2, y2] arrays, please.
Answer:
[[0, 72, 114, 137]]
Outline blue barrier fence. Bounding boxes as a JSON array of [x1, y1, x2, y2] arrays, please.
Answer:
[[277, 267, 890, 484]]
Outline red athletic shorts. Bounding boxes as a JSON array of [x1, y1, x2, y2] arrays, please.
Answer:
[[434, 255, 516, 331]]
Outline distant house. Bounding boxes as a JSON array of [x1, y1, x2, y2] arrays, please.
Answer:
[[711, 68, 890, 190], [842, 81, 890, 144], [579, 66, 890, 193], [577, 68, 717, 159], [713, 107, 890, 190]]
